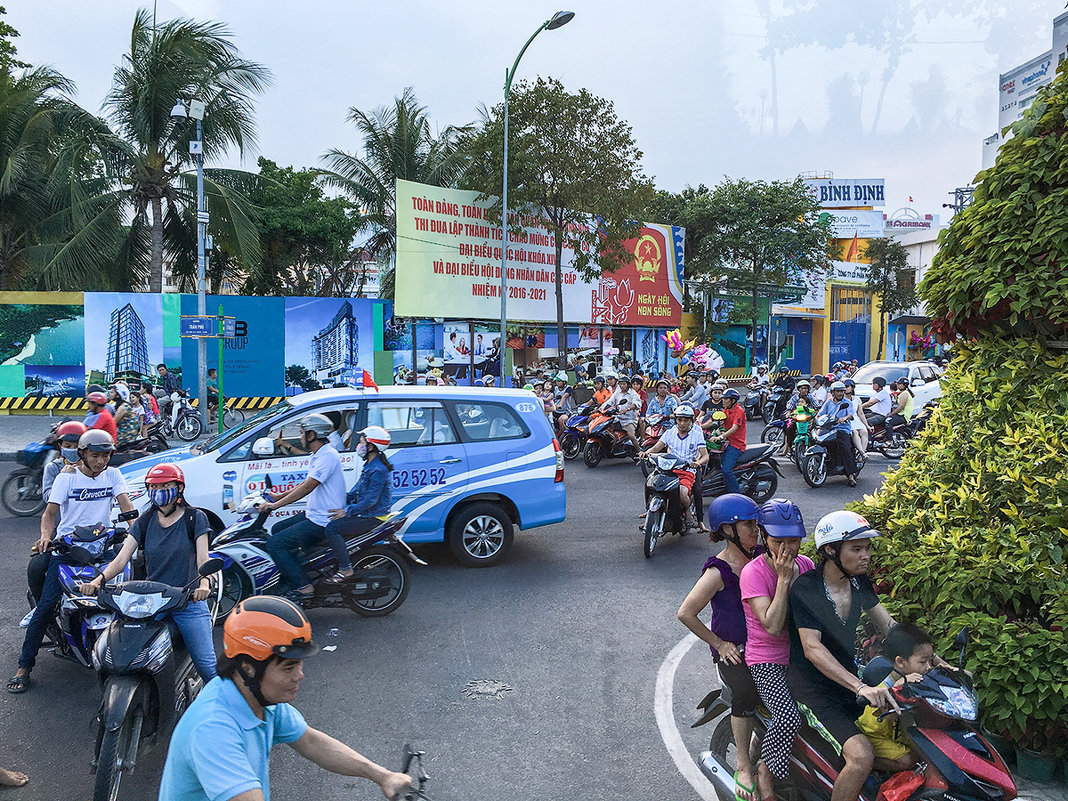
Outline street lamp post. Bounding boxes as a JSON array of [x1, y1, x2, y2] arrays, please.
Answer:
[[171, 98, 210, 431], [499, 10, 574, 385]]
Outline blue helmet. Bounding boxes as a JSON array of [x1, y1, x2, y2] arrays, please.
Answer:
[[758, 498, 806, 539], [722, 388, 740, 400], [708, 493, 760, 531]]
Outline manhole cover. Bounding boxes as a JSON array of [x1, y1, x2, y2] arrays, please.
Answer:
[[462, 679, 514, 699]]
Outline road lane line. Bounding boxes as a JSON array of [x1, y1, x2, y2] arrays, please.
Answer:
[[654, 632, 721, 801]]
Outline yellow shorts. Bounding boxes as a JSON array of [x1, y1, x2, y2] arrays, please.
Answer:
[[856, 707, 911, 761]]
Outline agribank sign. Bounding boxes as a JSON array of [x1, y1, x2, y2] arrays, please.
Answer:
[[804, 178, 885, 208], [393, 179, 685, 326]]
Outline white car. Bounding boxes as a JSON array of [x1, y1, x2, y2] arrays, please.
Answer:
[[851, 360, 943, 410]]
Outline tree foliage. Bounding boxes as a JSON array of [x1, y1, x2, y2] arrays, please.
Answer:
[[683, 177, 834, 355], [862, 237, 917, 358], [922, 61, 1068, 342], [0, 5, 28, 77], [318, 87, 471, 300], [463, 77, 654, 368]]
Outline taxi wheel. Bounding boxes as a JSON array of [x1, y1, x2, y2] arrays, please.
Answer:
[[447, 502, 514, 568]]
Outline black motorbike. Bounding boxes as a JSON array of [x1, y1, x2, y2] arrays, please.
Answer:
[[701, 444, 780, 503], [640, 453, 693, 558], [2, 439, 56, 517], [89, 558, 223, 801], [800, 402, 865, 487], [760, 385, 791, 425], [742, 386, 765, 421]]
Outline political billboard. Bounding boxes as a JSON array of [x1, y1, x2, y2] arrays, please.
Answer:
[[394, 179, 685, 326]]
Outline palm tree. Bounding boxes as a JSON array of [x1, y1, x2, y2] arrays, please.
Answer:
[[0, 66, 130, 291], [103, 9, 271, 292], [318, 87, 471, 299]]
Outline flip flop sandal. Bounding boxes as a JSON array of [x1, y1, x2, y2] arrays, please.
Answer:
[[733, 771, 756, 801], [6, 675, 30, 694], [320, 572, 353, 587]]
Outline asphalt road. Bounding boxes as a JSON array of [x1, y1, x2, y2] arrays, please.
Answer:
[[0, 433, 891, 801]]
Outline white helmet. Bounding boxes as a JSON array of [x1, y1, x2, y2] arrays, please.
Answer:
[[813, 510, 880, 549], [829, 381, 846, 391], [360, 425, 391, 449], [674, 404, 696, 418], [604, 371, 618, 379]]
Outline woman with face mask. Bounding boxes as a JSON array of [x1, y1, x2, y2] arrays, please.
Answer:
[[80, 463, 218, 682], [321, 427, 394, 585]]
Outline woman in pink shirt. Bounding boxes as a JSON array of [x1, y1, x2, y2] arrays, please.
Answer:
[[739, 499, 813, 801]]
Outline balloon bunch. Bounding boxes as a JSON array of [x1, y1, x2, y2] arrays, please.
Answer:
[[660, 328, 698, 367]]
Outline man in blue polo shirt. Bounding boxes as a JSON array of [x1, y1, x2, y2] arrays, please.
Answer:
[[159, 596, 411, 801]]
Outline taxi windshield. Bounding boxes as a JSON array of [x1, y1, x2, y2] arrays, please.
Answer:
[[196, 401, 294, 454]]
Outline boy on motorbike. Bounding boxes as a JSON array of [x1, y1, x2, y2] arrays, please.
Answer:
[[638, 405, 709, 532], [80, 463, 217, 681], [677, 494, 763, 801], [8, 430, 134, 694]]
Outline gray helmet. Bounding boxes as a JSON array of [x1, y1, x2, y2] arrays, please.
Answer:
[[299, 413, 334, 439], [78, 429, 116, 453]]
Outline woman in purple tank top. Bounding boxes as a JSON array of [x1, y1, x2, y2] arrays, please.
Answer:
[[678, 494, 763, 801]]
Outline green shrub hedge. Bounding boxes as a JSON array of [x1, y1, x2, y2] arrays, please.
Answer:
[[852, 336, 1068, 755]]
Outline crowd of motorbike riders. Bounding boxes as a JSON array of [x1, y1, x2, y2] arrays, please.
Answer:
[[0, 358, 937, 799]]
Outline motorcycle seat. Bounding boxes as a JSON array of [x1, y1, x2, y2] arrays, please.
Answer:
[[738, 445, 770, 463]]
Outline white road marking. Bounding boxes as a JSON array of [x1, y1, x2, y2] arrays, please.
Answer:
[[654, 632, 722, 801]]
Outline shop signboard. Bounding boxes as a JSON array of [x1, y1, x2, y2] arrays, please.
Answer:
[[821, 210, 884, 238], [803, 178, 885, 208], [883, 214, 940, 232], [394, 179, 685, 326], [830, 260, 869, 286]]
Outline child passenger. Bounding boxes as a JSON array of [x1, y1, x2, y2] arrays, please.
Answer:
[[739, 499, 814, 801]]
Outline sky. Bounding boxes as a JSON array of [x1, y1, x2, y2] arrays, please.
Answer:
[[9, 0, 1066, 224]]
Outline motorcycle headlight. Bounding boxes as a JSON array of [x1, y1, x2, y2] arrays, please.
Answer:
[[112, 590, 169, 619], [927, 686, 978, 721], [130, 628, 172, 673]]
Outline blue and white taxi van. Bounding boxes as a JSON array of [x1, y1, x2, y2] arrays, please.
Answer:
[[118, 387, 566, 566]]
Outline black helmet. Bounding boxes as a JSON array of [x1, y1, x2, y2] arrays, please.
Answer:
[[872, 375, 887, 388], [722, 388, 740, 400]]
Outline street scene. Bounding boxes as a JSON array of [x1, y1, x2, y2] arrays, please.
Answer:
[[1, 2, 1067, 801]]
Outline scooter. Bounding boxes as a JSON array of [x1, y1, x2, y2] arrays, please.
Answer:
[[867, 415, 912, 459], [800, 402, 865, 488], [211, 491, 423, 619], [2, 439, 56, 517], [760, 405, 817, 468], [160, 390, 202, 442], [696, 628, 1016, 801], [558, 400, 597, 461], [582, 409, 638, 468], [743, 385, 765, 421], [760, 385, 791, 425], [89, 558, 223, 801], [640, 453, 693, 558], [702, 444, 781, 503]]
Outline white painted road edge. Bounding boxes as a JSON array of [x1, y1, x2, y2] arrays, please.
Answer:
[[654, 632, 721, 801]]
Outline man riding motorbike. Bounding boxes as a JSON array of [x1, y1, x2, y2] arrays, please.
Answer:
[[83, 391, 117, 442], [600, 374, 641, 452], [771, 366, 795, 393], [638, 405, 709, 532], [8, 430, 135, 694], [259, 414, 347, 602], [710, 389, 746, 494], [817, 381, 858, 487], [157, 596, 412, 801], [787, 510, 957, 801], [860, 375, 892, 432]]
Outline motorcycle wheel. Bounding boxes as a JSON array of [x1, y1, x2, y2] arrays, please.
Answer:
[[760, 402, 775, 425], [222, 406, 245, 428], [215, 565, 251, 623], [1, 470, 44, 517], [342, 546, 410, 617], [879, 432, 907, 459], [802, 452, 827, 488], [708, 715, 743, 801], [760, 426, 784, 447], [793, 441, 808, 470], [643, 509, 664, 559], [175, 413, 202, 442], [747, 471, 778, 504], [582, 440, 603, 468], [560, 432, 582, 461], [93, 695, 143, 801]]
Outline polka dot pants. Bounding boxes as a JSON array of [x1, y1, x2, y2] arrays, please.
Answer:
[[749, 662, 802, 781]]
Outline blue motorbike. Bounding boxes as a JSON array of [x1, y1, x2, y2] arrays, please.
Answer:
[[558, 399, 598, 460]]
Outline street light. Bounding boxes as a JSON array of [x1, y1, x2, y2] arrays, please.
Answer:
[[499, 10, 574, 385], [171, 97, 210, 431]]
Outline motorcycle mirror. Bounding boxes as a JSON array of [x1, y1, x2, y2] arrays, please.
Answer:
[[952, 626, 970, 669], [198, 557, 224, 577]]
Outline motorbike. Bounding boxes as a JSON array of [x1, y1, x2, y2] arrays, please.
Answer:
[[19, 523, 134, 669], [211, 491, 423, 619], [702, 443, 781, 503], [800, 402, 865, 488], [866, 415, 911, 459], [640, 453, 694, 558], [760, 405, 817, 469], [637, 415, 673, 478], [582, 409, 638, 468], [159, 390, 202, 442], [907, 401, 938, 438], [696, 628, 1017, 801], [743, 385, 765, 421], [760, 384, 791, 425], [558, 400, 598, 461], [2, 439, 56, 517], [89, 557, 224, 801]]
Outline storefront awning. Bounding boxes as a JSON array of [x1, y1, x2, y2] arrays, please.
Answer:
[[889, 314, 930, 325], [771, 305, 826, 319]]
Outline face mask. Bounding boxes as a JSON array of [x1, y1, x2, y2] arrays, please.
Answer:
[[356, 443, 368, 458], [62, 448, 79, 463], [150, 487, 179, 507]]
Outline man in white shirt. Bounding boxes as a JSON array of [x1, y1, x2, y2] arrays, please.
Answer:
[[9, 429, 134, 693], [639, 405, 709, 531], [810, 374, 828, 407], [860, 376, 893, 430], [260, 414, 347, 601], [601, 374, 642, 451]]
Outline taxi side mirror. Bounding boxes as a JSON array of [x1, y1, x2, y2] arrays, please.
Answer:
[[252, 437, 275, 457]]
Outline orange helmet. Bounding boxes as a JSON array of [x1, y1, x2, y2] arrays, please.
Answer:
[[144, 463, 185, 486], [55, 421, 88, 443], [224, 596, 317, 661]]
